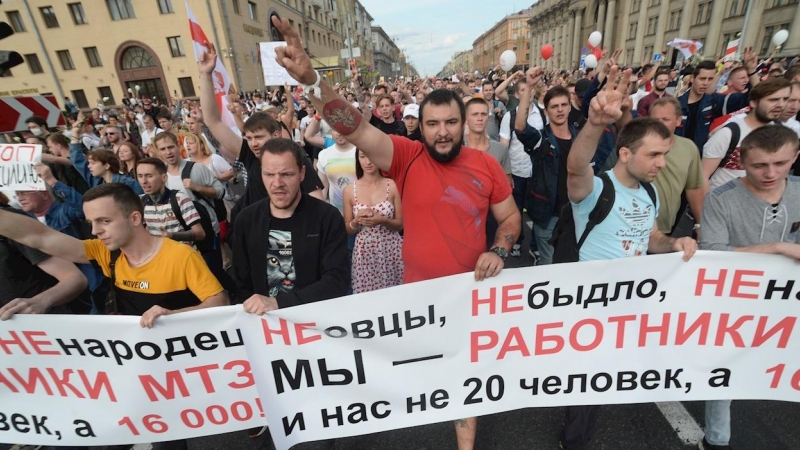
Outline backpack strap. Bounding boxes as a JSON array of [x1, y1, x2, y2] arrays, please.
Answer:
[[718, 122, 740, 168], [168, 190, 190, 231], [640, 181, 657, 209], [105, 249, 122, 314], [577, 173, 616, 248], [181, 160, 214, 205]]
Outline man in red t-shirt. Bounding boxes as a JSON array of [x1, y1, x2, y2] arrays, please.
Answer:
[[265, 16, 521, 450]]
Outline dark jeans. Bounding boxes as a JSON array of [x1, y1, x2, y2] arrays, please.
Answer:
[[202, 235, 237, 301], [511, 175, 537, 251], [560, 404, 601, 450]]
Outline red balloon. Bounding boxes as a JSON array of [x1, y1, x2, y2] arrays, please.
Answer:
[[592, 47, 602, 59], [541, 44, 554, 60]]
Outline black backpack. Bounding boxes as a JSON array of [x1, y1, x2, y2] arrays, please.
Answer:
[[181, 161, 228, 222], [168, 189, 216, 253], [549, 173, 657, 264], [716, 122, 741, 169]]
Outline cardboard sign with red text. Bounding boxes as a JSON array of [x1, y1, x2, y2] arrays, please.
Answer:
[[0, 144, 44, 190]]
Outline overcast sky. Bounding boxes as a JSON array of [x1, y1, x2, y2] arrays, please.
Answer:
[[358, 0, 527, 76]]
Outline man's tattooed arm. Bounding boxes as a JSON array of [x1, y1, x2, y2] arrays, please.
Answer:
[[321, 99, 363, 136]]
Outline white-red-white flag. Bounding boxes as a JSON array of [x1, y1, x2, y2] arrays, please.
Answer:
[[724, 38, 740, 62], [667, 38, 704, 59], [185, 1, 240, 135]]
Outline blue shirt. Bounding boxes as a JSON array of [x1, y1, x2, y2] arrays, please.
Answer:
[[571, 170, 659, 261]]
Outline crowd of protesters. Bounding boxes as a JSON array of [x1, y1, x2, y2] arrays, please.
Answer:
[[1, 13, 799, 450]]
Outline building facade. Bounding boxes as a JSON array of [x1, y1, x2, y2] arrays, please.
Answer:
[[371, 25, 400, 79], [472, 9, 533, 74], [528, 0, 800, 71], [0, 0, 381, 108], [438, 50, 473, 77]]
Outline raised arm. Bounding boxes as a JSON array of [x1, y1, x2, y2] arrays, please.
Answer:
[[568, 66, 632, 204], [0, 208, 89, 264], [197, 43, 243, 161], [271, 16, 393, 171]]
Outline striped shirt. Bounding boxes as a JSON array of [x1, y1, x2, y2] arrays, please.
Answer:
[[141, 190, 201, 248]]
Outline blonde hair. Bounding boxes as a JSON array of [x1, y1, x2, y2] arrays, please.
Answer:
[[183, 133, 211, 157]]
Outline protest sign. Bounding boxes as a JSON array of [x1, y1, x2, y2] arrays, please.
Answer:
[[237, 252, 800, 450], [260, 42, 300, 86], [3, 252, 800, 448], [0, 308, 264, 446], [0, 144, 44, 190]]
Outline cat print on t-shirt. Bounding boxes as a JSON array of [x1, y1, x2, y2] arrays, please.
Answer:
[[266, 230, 296, 297]]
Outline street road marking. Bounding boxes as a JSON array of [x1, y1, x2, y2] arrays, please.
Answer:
[[656, 401, 705, 445]]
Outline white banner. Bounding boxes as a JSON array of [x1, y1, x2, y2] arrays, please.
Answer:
[[3, 252, 800, 448], [0, 144, 44, 190], [0, 308, 264, 446], [260, 42, 300, 87], [238, 252, 800, 450]]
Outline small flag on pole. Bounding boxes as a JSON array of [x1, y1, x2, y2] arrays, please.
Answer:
[[185, 0, 240, 135], [667, 38, 704, 59], [724, 38, 740, 62]]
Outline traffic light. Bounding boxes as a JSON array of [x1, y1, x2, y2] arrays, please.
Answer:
[[0, 22, 23, 76]]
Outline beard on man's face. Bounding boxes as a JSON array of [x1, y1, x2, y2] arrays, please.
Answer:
[[423, 132, 463, 163]]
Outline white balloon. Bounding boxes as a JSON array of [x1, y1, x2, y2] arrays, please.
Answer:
[[499, 50, 517, 72], [102, 97, 109, 102], [588, 31, 602, 48], [584, 54, 598, 69], [135, 85, 141, 91], [773, 29, 790, 46]]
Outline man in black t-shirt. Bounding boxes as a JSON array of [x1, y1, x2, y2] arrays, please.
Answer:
[[369, 94, 405, 135], [198, 55, 324, 228], [0, 205, 88, 319]]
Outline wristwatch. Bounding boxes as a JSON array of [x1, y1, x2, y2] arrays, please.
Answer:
[[490, 246, 508, 261]]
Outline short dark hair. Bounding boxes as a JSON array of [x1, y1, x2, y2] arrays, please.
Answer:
[[108, 114, 118, 121], [83, 183, 144, 217], [465, 97, 490, 112], [544, 86, 570, 109], [749, 77, 791, 103], [153, 131, 179, 147], [156, 111, 173, 122], [740, 125, 800, 161], [654, 70, 670, 80], [419, 89, 465, 124], [46, 132, 70, 148], [784, 64, 800, 81], [258, 137, 304, 169], [376, 94, 394, 105], [26, 136, 46, 145], [87, 149, 121, 173], [244, 112, 281, 135], [136, 157, 167, 174], [616, 118, 672, 155], [374, 84, 389, 94], [482, 79, 493, 88], [25, 116, 48, 128], [693, 61, 717, 76]]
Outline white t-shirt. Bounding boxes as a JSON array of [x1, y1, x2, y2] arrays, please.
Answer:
[[316, 144, 357, 215], [204, 154, 233, 179], [140, 127, 164, 147], [499, 106, 543, 178], [703, 115, 753, 190]]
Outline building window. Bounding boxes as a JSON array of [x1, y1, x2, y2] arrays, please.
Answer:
[[84, 47, 102, 67], [728, 0, 739, 16], [6, 11, 26, 32], [248, 1, 257, 20], [67, 3, 88, 25], [98, 86, 115, 105], [695, 2, 713, 25], [39, 6, 60, 28], [647, 17, 657, 35], [107, 0, 135, 20], [650, 0, 661, 5], [25, 54, 44, 74], [628, 22, 638, 39], [761, 26, 775, 54], [158, 0, 174, 14], [668, 10, 682, 31], [72, 90, 89, 109], [167, 36, 185, 57], [121, 46, 156, 69], [626, 49, 635, 63], [56, 50, 75, 70], [644, 46, 654, 60], [232, 0, 240, 14], [632, 0, 641, 13], [179, 77, 196, 97]]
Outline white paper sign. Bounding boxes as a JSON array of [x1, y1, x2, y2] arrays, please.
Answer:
[[238, 252, 800, 450], [260, 42, 300, 87], [0, 144, 44, 190]]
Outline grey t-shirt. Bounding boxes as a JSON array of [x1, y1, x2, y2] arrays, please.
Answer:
[[485, 99, 507, 141], [487, 140, 512, 175], [700, 176, 800, 251]]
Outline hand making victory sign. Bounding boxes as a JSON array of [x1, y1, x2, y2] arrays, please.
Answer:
[[587, 65, 633, 127], [271, 16, 317, 86]]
